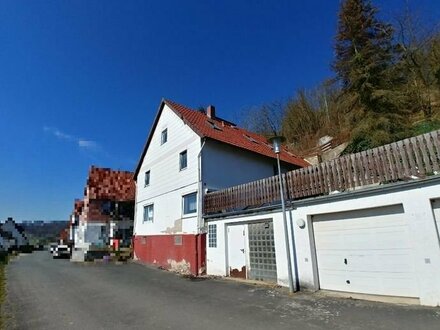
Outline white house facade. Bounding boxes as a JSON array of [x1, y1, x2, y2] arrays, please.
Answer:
[[133, 99, 307, 275]]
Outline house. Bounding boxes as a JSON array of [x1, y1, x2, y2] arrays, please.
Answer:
[[0, 217, 30, 252], [69, 199, 84, 244], [71, 166, 135, 261], [0, 228, 15, 252], [204, 130, 440, 307], [133, 99, 307, 275]]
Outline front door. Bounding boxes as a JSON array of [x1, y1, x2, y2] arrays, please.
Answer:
[[227, 224, 246, 278]]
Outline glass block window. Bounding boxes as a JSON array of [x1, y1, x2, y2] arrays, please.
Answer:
[[179, 150, 187, 170], [183, 192, 197, 215], [161, 128, 168, 145], [208, 224, 217, 248], [144, 170, 150, 186], [143, 204, 154, 222]]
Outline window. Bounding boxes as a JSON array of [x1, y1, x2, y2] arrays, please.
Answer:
[[144, 170, 150, 186], [174, 235, 182, 245], [143, 204, 154, 222], [161, 128, 168, 145], [208, 224, 217, 248], [183, 192, 197, 215], [179, 150, 187, 170]]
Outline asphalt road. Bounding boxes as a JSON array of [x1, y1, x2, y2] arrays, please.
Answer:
[[3, 252, 440, 330]]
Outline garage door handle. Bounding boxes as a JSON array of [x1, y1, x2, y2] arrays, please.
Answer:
[[344, 258, 347, 265]]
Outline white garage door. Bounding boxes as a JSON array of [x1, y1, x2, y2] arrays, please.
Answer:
[[313, 204, 418, 298]]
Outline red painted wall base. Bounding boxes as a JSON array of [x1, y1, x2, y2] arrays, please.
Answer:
[[133, 234, 206, 275]]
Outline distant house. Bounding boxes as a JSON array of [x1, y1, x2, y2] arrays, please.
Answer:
[[71, 166, 135, 261], [70, 199, 84, 244], [0, 217, 29, 251], [133, 99, 307, 275], [0, 228, 15, 252]]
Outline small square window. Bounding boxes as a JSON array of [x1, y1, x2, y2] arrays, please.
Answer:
[[179, 150, 187, 170], [183, 192, 197, 215], [161, 129, 168, 145], [174, 235, 182, 246], [208, 224, 217, 248], [144, 170, 150, 186], [143, 204, 154, 222]]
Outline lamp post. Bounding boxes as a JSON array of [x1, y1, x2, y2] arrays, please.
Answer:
[[269, 136, 295, 293]]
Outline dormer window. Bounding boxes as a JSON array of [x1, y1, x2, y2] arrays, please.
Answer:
[[207, 120, 223, 131], [161, 129, 168, 145]]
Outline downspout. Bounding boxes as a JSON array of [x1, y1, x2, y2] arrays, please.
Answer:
[[197, 137, 207, 232], [196, 137, 207, 275]]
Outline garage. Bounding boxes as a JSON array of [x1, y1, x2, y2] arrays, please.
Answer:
[[312, 204, 418, 298]]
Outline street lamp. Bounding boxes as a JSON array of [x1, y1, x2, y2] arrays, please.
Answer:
[[269, 136, 295, 293]]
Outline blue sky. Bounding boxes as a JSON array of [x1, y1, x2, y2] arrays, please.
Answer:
[[1, 0, 439, 221]]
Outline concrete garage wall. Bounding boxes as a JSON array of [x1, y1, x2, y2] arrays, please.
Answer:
[[205, 178, 440, 306]]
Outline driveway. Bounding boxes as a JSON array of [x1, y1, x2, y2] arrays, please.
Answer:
[[4, 252, 440, 329]]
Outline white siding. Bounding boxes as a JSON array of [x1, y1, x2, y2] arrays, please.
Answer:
[[202, 140, 296, 191], [134, 105, 201, 236]]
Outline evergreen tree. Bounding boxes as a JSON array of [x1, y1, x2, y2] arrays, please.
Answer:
[[334, 0, 409, 152]]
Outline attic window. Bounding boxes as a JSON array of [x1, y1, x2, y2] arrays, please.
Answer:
[[243, 134, 258, 143], [207, 120, 223, 131]]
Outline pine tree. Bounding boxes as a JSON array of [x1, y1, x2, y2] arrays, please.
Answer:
[[334, 0, 409, 152]]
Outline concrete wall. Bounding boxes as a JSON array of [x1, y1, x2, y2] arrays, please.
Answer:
[[206, 178, 440, 306]]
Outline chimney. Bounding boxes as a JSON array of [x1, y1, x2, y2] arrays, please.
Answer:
[[207, 105, 216, 119]]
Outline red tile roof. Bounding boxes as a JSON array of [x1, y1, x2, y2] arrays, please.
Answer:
[[134, 99, 309, 179], [164, 99, 308, 168], [86, 166, 135, 201], [73, 199, 84, 216]]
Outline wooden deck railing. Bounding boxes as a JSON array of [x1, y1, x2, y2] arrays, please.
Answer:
[[203, 130, 440, 215]]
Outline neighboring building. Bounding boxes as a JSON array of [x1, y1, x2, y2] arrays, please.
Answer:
[[72, 166, 135, 261], [133, 99, 307, 275], [0, 217, 29, 251], [70, 199, 84, 244]]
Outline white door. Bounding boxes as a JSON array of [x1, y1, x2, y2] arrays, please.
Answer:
[[227, 224, 246, 278], [432, 199, 440, 244], [313, 204, 418, 298]]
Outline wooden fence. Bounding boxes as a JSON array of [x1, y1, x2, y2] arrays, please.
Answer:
[[203, 130, 440, 215]]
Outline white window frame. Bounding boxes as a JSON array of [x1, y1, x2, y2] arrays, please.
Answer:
[[179, 150, 187, 171], [182, 192, 197, 215], [161, 128, 168, 145], [144, 170, 150, 187], [143, 204, 154, 222]]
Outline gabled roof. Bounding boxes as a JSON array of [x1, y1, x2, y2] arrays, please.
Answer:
[[85, 166, 135, 201], [134, 99, 309, 179]]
